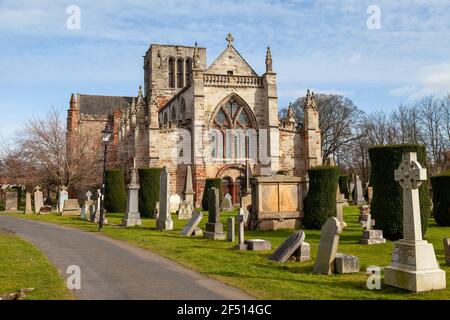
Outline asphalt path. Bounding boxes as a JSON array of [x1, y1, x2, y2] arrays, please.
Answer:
[[0, 216, 253, 300]]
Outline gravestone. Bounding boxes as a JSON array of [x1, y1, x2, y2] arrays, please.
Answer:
[[156, 166, 173, 230], [177, 200, 193, 220], [384, 152, 446, 292], [204, 187, 225, 240], [94, 189, 108, 224], [336, 184, 347, 228], [245, 239, 272, 251], [313, 217, 342, 275], [181, 211, 203, 236], [25, 192, 32, 214], [183, 165, 195, 206], [227, 217, 235, 242], [62, 199, 80, 216], [80, 204, 86, 220], [235, 209, 247, 250], [33, 186, 44, 214], [269, 230, 307, 263], [359, 213, 386, 245], [221, 193, 233, 212], [241, 194, 251, 228], [444, 239, 450, 266], [293, 242, 311, 262], [5, 191, 18, 211], [122, 166, 142, 226], [169, 194, 181, 214], [335, 254, 359, 274], [353, 175, 365, 206], [84, 191, 95, 221], [58, 186, 69, 213]]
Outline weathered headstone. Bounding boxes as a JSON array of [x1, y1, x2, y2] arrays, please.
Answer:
[[353, 175, 365, 206], [122, 166, 142, 226], [313, 217, 342, 275], [444, 239, 450, 266], [336, 183, 347, 228], [183, 165, 195, 206], [25, 192, 32, 214], [94, 189, 108, 224], [169, 194, 181, 214], [221, 193, 233, 211], [177, 200, 193, 220], [34, 186, 44, 214], [235, 209, 247, 250], [5, 191, 18, 212], [241, 194, 251, 228], [335, 254, 359, 274], [385, 152, 446, 292], [58, 186, 69, 213], [204, 187, 225, 240], [293, 242, 311, 262], [181, 211, 203, 236], [359, 213, 386, 245], [245, 239, 272, 251], [62, 199, 80, 216], [156, 166, 173, 230], [84, 191, 94, 221], [269, 230, 306, 263], [227, 217, 235, 242], [367, 186, 373, 204]]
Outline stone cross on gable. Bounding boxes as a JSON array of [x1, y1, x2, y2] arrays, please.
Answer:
[[86, 191, 92, 201], [226, 33, 234, 47], [394, 152, 427, 241]]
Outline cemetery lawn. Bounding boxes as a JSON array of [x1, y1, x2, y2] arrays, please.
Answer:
[[0, 229, 73, 300], [5, 206, 450, 300]]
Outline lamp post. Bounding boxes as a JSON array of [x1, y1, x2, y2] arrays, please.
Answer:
[[99, 126, 113, 230]]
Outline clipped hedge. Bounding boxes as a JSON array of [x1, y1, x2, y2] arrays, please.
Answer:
[[303, 166, 340, 229], [369, 144, 431, 240], [138, 168, 162, 217], [338, 175, 350, 200], [431, 171, 450, 226], [201, 178, 222, 211], [104, 169, 127, 213]]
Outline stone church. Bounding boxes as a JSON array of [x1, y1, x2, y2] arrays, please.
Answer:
[[66, 34, 322, 207]]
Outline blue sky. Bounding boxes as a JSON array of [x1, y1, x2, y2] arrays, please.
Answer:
[[1, 0, 450, 140]]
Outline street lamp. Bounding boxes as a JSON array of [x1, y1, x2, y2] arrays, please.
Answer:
[[99, 126, 113, 230]]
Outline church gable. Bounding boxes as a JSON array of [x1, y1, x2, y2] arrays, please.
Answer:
[[206, 34, 258, 76]]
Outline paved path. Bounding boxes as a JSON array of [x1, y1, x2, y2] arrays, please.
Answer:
[[0, 216, 253, 300]]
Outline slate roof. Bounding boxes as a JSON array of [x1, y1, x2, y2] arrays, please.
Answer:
[[78, 94, 133, 116]]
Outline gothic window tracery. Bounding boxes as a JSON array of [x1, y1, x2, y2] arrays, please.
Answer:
[[177, 59, 184, 88], [185, 58, 192, 84], [168, 58, 175, 88], [210, 98, 256, 160]]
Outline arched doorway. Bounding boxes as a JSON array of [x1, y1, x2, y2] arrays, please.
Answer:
[[216, 165, 245, 206], [221, 176, 233, 201]]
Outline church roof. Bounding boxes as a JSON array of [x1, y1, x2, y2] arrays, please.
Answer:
[[78, 94, 133, 116], [205, 34, 258, 76]]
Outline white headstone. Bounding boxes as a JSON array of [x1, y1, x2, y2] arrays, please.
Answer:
[[313, 217, 342, 275], [169, 194, 181, 214], [58, 186, 69, 213], [34, 186, 44, 214], [221, 193, 233, 211], [384, 152, 446, 292]]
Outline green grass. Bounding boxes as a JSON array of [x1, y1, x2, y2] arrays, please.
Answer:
[[3, 206, 450, 299], [0, 229, 73, 300]]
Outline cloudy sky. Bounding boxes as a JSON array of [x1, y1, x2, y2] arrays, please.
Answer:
[[1, 0, 449, 139]]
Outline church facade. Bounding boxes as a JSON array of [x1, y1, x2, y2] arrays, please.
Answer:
[[66, 34, 322, 207]]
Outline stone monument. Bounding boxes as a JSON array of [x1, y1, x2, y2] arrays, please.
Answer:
[[313, 217, 342, 275], [34, 186, 44, 214], [156, 166, 173, 230], [384, 152, 446, 292], [359, 212, 386, 245], [181, 211, 203, 237], [235, 208, 247, 250], [204, 187, 225, 240], [353, 175, 365, 206], [444, 239, 450, 266], [227, 217, 235, 242], [269, 230, 310, 263], [177, 200, 193, 220], [122, 166, 142, 226], [58, 186, 69, 213], [222, 193, 233, 212], [62, 199, 80, 216], [25, 192, 32, 214], [183, 165, 195, 206]]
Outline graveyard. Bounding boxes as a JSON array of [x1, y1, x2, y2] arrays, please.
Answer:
[[3, 204, 450, 300]]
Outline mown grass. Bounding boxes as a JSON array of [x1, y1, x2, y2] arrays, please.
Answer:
[[0, 229, 73, 300], [3, 206, 450, 300]]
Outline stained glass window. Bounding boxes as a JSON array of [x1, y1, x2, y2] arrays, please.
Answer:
[[215, 109, 228, 125], [237, 110, 250, 126]]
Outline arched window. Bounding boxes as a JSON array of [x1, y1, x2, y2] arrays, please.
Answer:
[[211, 97, 255, 160], [177, 59, 184, 88], [163, 113, 168, 126], [185, 59, 192, 84], [168, 58, 175, 88]]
